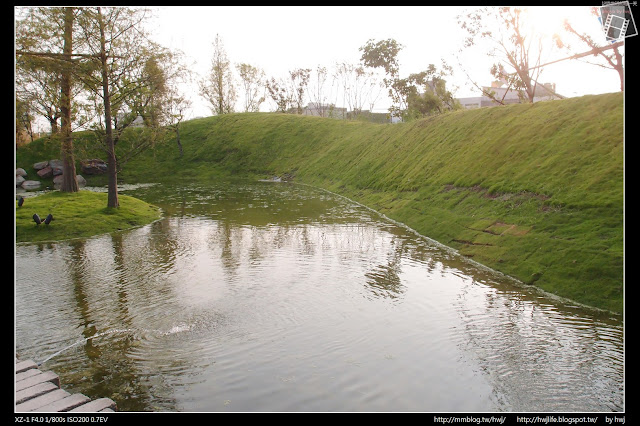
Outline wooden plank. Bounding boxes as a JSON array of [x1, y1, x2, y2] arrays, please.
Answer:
[[15, 389, 70, 412], [15, 357, 117, 412], [69, 398, 117, 412], [33, 393, 90, 412], [16, 368, 41, 382], [15, 381, 58, 405], [15, 371, 60, 392], [16, 360, 38, 374]]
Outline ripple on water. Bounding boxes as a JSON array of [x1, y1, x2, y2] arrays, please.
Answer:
[[15, 182, 624, 412]]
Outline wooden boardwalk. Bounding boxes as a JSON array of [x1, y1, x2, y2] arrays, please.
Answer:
[[15, 355, 117, 413]]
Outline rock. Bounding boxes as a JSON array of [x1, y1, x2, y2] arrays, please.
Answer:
[[16, 175, 25, 187], [37, 166, 53, 179], [33, 161, 49, 171], [21, 180, 41, 189], [81, 159, 108, 175], [16, 168, 27, 177], [49, 159, 64, 176], [53, 174, 86, 187]]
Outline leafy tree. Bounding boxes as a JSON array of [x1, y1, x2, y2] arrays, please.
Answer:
[[15, 6, 81, 192], [265, 68, 310, 114], [359, 38, 405, 117], [59, 6, 79, 192], [163, 92, 192, 157], [16, 98, 36, 146], [199, 34, 237, 115], [265, 76, 292, 113], [403, 67, 460, 119], [16, 7, 64, 134], [75, 6, 170, 208], [236, 63, 266, 113], [359, 38, 402, 78], [360, 38, 457, 121]]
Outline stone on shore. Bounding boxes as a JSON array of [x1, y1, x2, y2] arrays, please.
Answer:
[[21, 180, 41, 189]]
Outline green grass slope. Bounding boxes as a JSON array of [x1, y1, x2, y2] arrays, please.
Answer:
[[16, 92, 624, 313]]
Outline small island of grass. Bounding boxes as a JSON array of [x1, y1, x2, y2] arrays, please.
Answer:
[[15, 190, 162, 244]]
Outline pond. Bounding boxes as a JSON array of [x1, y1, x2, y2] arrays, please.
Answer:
[[15, 181, 624, 412]]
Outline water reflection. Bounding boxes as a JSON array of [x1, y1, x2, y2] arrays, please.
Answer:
[[15, 181, 623, 412]]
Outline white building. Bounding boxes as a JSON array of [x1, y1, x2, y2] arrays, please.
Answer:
[[457, 80, 564, 109]]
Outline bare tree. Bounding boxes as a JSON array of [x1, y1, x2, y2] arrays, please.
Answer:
[[288, 68, 311, 114], [554, 9, 624, 91], [333, 62, 382, 119], [457, 6, 550, 103], [306, 66, 331, 117]]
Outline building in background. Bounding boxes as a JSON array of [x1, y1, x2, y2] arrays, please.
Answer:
[[457, 80, 564, 109]]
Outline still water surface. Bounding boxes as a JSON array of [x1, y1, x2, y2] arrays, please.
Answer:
[[15, 181, 623, 412]]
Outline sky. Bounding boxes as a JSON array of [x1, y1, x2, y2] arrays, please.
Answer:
[[21, 5, 626, 126], [146, 5, 624, 119]]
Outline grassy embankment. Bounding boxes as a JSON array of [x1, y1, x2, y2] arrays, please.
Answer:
[[15, 191, 162, 244], [16, 92, 623, 313]]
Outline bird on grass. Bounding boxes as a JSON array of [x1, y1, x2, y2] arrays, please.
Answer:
[[33, 213, 54, 225], [17, 196, 24, 207]]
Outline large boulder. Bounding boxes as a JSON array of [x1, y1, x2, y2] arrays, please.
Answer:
[[16, 168, 27, 187], [49, 159, 64, 176], [33, 161, 48, 171], [81, 159, 108, 175], [36, 166, 53, 179]]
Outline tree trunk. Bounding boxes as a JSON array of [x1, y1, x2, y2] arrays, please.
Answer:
[[176, 126, 183, 157], [60, 7, 79, 193], [49, 119, 59, 134], [98, 7, 119, 208]]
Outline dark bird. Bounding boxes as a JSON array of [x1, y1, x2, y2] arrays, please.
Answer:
[[17, 196, 24, 207], [33, 213, 42, 225], [44, 214, 54, 225]]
